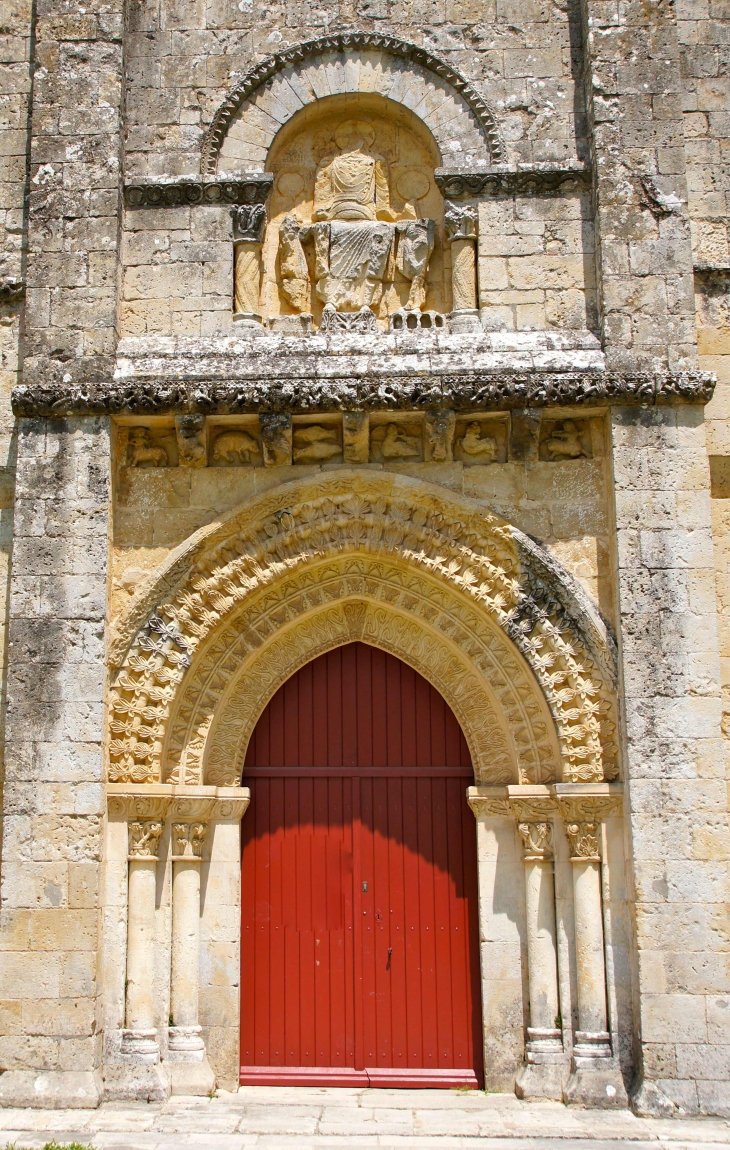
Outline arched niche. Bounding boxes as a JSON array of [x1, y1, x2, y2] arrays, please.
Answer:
[[260, 92, 447, 322], [206, 33, 502, 177]]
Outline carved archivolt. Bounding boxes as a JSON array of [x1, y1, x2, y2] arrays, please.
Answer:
[[107, 471, 618, 788], [206, 33, 500, 176]]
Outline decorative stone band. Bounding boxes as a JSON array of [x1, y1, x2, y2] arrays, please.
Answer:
[[201, 31, 504, 174], [435, 165, 591, 200], [468, 782, 622, 839], [12, 371, 716, 419], [124, 176, 273, 210], [108, 784, 250, 830]]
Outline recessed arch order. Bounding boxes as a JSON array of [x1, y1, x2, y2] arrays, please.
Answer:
[[107, 471, 618, 790], [203, 32, 504, 176]]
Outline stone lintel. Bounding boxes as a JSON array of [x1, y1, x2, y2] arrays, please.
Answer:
[[12, 372, 715, 418]]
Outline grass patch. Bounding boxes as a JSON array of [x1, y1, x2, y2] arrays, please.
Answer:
[[5, 1142, 90, 1150]]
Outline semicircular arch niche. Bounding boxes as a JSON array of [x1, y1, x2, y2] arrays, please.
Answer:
[[205, 33, 503, 177], [107, 471, 619, 790]]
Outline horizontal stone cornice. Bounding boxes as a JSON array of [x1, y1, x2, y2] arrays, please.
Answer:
[[435, 164, 591, 199], [124, 176, 273, 210], [468, 783, 623, 821], [13, 371, 715, 417]]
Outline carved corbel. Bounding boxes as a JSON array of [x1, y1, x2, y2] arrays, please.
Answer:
[[444, 202, 479, 331], [233, 203, 267, 323]]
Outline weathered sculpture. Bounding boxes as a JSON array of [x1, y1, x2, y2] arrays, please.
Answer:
[[276, 119, 436, 326]]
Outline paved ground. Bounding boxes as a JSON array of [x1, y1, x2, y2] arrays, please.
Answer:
[[1, 1087, 729, 1149]]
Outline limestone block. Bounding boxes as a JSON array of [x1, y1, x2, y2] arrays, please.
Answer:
[[0, 1069, 102, 1108]]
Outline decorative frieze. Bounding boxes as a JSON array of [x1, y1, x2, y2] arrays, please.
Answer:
[[12, 371, 715, 419], [435, 165, 591, 200], [124, 177, 273, 209]]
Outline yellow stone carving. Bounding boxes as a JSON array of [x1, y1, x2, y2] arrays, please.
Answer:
[[108, 471, 617, 791]]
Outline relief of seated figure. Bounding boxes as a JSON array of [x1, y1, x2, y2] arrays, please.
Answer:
[[278, 119, 435, 322]]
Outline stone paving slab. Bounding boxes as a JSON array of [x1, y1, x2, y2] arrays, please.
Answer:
[[0, 1088, 728, 1149]]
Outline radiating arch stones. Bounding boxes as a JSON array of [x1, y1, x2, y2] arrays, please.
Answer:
[[204, 32, 503, 176], [107, 471, 618, 789]]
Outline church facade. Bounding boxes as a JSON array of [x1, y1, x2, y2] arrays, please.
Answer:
[[0, 0, 729, 1117]]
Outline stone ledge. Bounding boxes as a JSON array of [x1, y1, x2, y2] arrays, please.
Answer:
[[435, 164, 591, 199], [12, 371, 715, 417], [124, 176, 273, 209]]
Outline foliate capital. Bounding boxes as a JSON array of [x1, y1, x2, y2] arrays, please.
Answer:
[[171, 820, 208, 860], [128, 819, 164, 860]]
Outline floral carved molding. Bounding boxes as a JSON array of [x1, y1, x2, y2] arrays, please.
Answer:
[[11, 372, 716, 418], [107, 471, 618, 790]]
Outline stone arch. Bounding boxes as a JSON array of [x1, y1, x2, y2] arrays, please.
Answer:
[[204, 32, 503, 177], [107, 471, 618, 789]]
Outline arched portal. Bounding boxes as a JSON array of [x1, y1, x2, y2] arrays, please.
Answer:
[[240, 641, 483, 1087]]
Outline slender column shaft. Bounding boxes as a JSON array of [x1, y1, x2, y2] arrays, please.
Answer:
[[524, 858, 560, 1032], [234, 240, 262, 315], [171, 860, 202, 1029], [571, 858, 608, 1036], [450, 236, 477, 311], [126, 859, 158, 1031]]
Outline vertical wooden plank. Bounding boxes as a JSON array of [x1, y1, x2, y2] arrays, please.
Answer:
[[240, 641, 482, 1084]]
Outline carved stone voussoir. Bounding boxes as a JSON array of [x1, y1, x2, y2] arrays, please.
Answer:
[[124, 177, 273, 209], [202, 32, 504, 175], [12, 372, 716, 418]]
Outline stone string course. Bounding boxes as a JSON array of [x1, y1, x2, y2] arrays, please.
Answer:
[[12, 372, 716, 418]]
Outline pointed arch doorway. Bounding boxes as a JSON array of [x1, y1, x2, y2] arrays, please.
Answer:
[[240, 641, 483, 1088]]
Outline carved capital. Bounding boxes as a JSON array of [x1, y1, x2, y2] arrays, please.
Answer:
[[444, 202, 478, 242], [554, 784, 623, 863], [232, 203, 267, 243], [564, 819, 600, 861], [171, 820, 208, 860], [517, 820, 554, 861], [467, 786, 510, 819], [128, 818, 164, 859]]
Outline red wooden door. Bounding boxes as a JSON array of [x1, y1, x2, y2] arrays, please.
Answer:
[[240, 642, 482, 1088]]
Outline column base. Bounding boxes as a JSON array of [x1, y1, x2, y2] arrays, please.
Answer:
[[515, 1028, 567, 1100], [233, 312, 265, 332], [268, 313, 312, 335], [0, 1069, 102, 1109], [563, 1064, 629, 1108], [121, 1027, 160, 1063], [167, 1024, 206, 1063], [449, 309, 481, 333], [167, 1057, 216, 1096], [101, 1060, 171, 1103]]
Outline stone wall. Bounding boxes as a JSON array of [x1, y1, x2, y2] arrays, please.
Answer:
[[0, 417, 110, 1108], [610, 405, 730, 1116]]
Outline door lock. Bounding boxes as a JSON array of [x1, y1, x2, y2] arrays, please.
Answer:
[[362, 881, 368, 892]]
